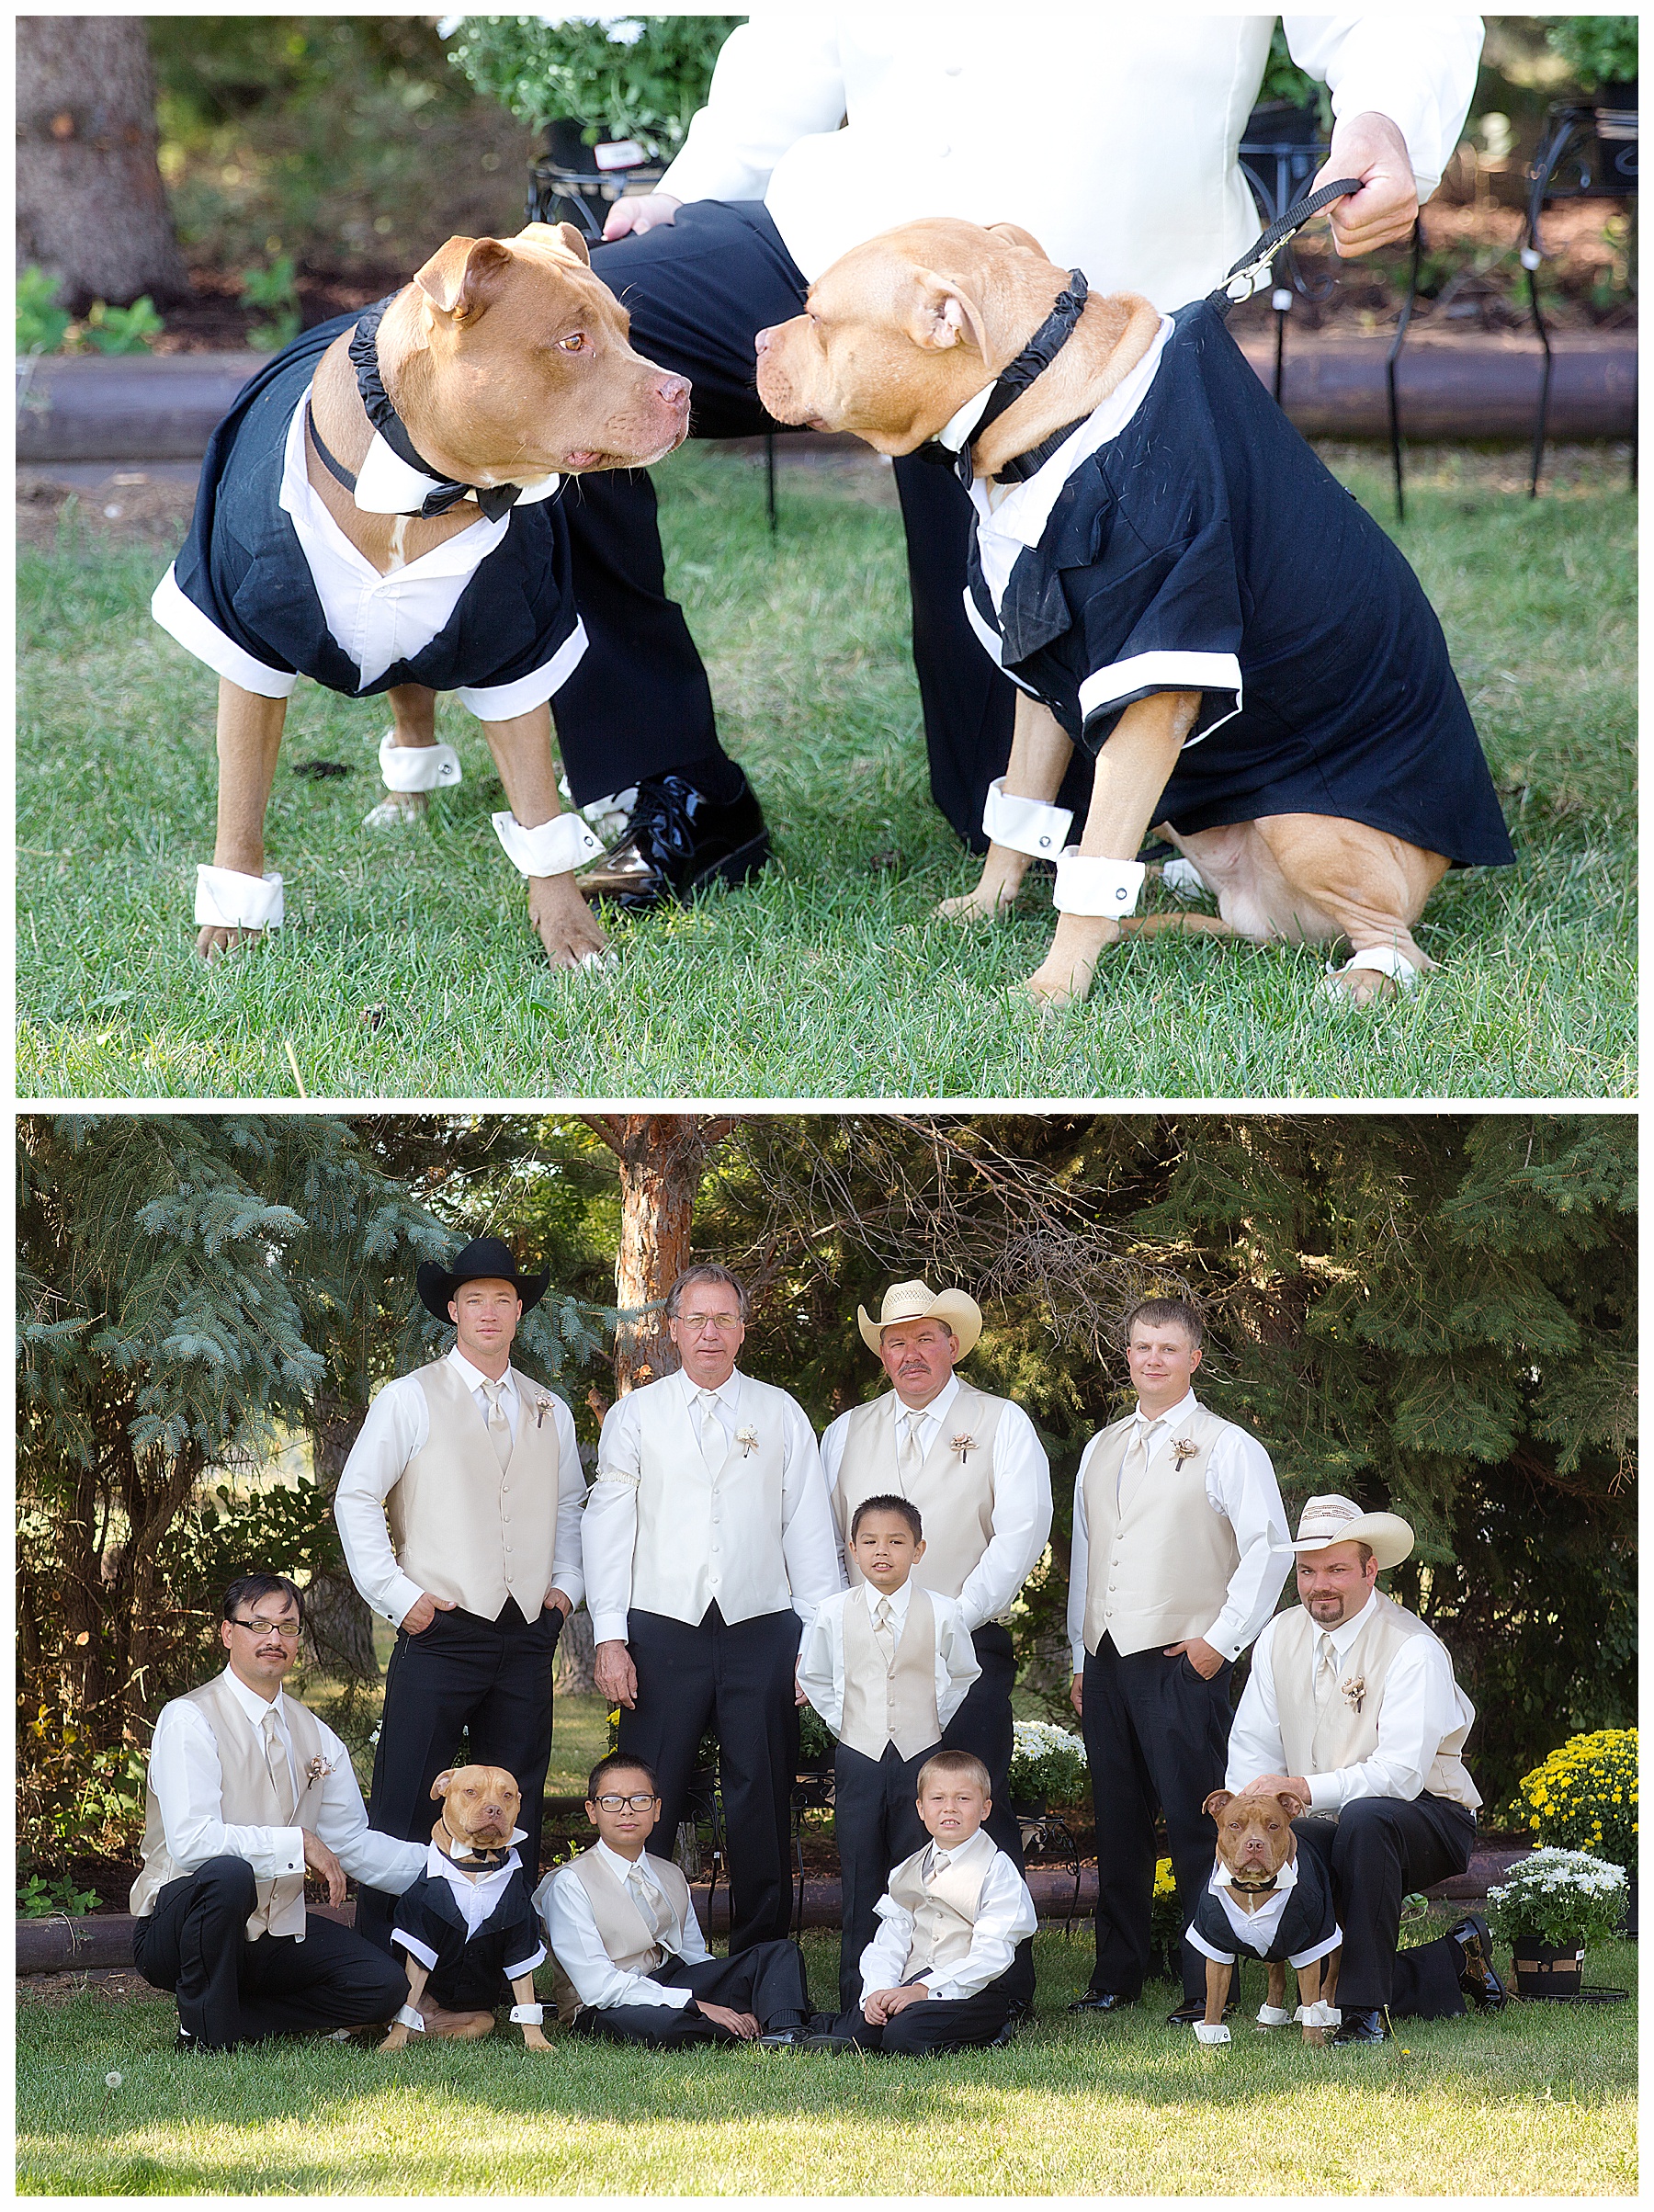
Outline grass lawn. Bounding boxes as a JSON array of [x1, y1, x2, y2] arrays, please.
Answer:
[[17, 1928, 1637, 2195], [17, 442, 1634, 1100]]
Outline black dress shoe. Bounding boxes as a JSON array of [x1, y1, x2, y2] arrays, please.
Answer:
[[1447, 1913, 1507, 2011], [1331, 2008, 1386, 2046], [575, 769, 769, 909], [1069, 1990, 1135, 2013], [1165, 1999, 1238, 2026], [755, 2025, 810, 2048], [802, 2032, 861, 2051]]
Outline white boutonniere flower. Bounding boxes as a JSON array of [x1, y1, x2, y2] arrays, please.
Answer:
[[1171, 1437, 1199, 1469], [952, 1434, 977, 1465], [735, 1425, 758, 1458], [533, 1395, 554, 1429], [1341, 1674, 1366, 1715], [303, 1753, 335, 1787]]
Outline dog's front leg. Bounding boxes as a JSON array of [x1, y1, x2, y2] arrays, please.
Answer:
[[1195, 1957, 1232, 2046], [364, 683, 441, 829], [197, 679, 289, 960], [1023, 689, 1198, 1007], [508, 1969, 553, 2051], [938, 695, 1074, 924], [478, 701, 611, 969], [380, 1956, 430, 2052]]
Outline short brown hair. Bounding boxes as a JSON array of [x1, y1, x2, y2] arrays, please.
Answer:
[[1122, 1296, 1205, 1351], [916, 1749, 991, 1796], [851, 1493, 923, 1543], [665, 1264, 750, 1322], [587, 1752, 658, 1801]]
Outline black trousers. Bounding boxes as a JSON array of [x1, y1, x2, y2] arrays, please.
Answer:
[[828, 1947, 1035, 2055], [570, 1940, 813, 2047], [833, 1740, 935, 2012], [941, 1621, 1026, 1870], [358, 1601, 561, 1954], [1292, 1796, 1478, 2016], [618, 1602, 801, 1954], [553, 198, 1034, 845], [133, 1856, 409, 2048], [1081, 1633, 1235, 2004]]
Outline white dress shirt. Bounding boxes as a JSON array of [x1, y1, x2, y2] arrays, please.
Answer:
[[145, 1666, 427, 1912], [1226, 1591, 1478, 1812], [859, 1837, 1037, 2003], [334, 1348, 587, 1628], [1066, 1389, 1290, 1670], [391, 1836, 546, 1979], [537, 1842, 713, 2012], [658, 15, 1483, 299], [819, 1373, 1053, 1630], [795, 1576, 981, 1739], [583, 1367, 844, 1645]]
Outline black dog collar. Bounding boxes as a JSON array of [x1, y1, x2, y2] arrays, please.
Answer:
[[1225, 1870, 1282, 1895], [915, 267, 1092, 488], [339, 294, 524, 522]]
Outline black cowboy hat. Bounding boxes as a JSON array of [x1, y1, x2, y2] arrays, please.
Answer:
[[416, 1236, 549, 1323]]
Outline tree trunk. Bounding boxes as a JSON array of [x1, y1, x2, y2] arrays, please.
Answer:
[[554, 1606, 596, 1697], [303, 1392, 382, 1685], [582, 1115, 735, 1394], [17, 17, 191, 312]]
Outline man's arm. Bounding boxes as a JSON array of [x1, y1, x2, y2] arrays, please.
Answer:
[[540, 1868, 697, 2012], [1195, 1430, 1293, 1664], [546, 1394, 587, 1614], [584, 1393, 643, 1705], [794, 1600, 844, 1736], [1067, 1441, 1095, 1710], [934, 1594, 983, 1731], [148, 1700, 305, 1883], [650, 16, 849, 212], [1222, 1618, 1288, 1794], [332, 1374, 434, 1630], [778, 1395, 848, 1625], [307, 1718, 428, 1898], [953, 1401, 1053, 1632]]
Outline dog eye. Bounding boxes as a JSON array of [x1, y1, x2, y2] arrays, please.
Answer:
[[557, 332, 586, 353]]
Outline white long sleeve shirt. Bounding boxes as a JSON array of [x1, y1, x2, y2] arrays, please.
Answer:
[[859, 1838, 1037, 2003], [333, 1348, 587, 1628], [1066, 1390, 1291, 1670], [819, 1373, 1053, 1630], [658, 14, 1484, 299], [537, 1843, 713, 2012], [796, 1577, 982, 1740], [145, 1667, 426, 1908], [1226, 1591, 1478, 1812]]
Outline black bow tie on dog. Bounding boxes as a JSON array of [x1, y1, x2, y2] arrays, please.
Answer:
[[438, 1817, 512, 1871], [914, 267, 1093, 489]]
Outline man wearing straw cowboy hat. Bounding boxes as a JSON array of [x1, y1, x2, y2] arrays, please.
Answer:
[[820, 1278, 1052, 1864], [334, 1236, 588, 1955], [1228, 1492, 1504, 2045]]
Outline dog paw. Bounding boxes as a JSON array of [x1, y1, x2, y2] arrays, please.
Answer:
[[936, 885, 1018, 925], [195, 923, 264, 962], [527, 877, 612, 970], [362, 792, 429, 831], [378, 2028, 410, 2053], [1322, 968, 1400, 1009]]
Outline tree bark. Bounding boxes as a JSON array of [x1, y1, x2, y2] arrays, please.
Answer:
[[553, 1606, 596, 1697], [17, 16, 191, 312], [582, 1115, 735, 1395], [303, 1391, 382, 1685]]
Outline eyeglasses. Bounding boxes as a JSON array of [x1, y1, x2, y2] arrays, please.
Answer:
[[593, 1792, 658, 1812], [674, 1312, 742, 1333], [230, 1616, 301, 1639]]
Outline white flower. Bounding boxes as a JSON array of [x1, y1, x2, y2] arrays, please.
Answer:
[[105, 2072, 122, 2089]]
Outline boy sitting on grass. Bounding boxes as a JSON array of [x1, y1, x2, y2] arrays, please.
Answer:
[[806, 1748, 1037, 2054], [536, 1753, 816, 2047]]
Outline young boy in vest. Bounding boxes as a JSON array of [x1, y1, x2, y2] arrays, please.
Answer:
[[806, 1749, 1037, 2054], [796, 1494, 981, 2010], [535, 1753, 817, 2046]]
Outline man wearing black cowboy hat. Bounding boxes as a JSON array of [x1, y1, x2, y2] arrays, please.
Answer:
[[334, 1237, 588, 1956]]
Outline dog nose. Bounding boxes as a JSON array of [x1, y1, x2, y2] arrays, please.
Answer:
[[753, 328, 770, 356], [658, 372, 690, 410]]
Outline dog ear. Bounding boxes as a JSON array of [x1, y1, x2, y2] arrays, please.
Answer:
[[1275, 1790, 1308, 1821], [515, 219, 592, 268], [986, 220, 1048, 257], [414, 235, 515, 321], [1202, 1788, 1234, 1821], [430, 1769, 455, 1800], [907, 269, 989, 357]]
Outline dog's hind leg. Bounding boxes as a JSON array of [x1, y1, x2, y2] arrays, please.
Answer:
[[364, 683, 441, 829], [1255, 814, 1448, 1006], [938, 695, 1074, 924], [197, 679, 289, 961]]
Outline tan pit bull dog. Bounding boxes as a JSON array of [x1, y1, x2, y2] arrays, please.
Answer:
[[754, 218, 1512, 1008], [1196, 1789, 1342, 2046], [162, 221, 689, 970], [379, 1765, 552, 2051]]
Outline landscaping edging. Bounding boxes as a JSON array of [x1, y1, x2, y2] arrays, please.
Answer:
[[15, 1846, 1531, 1976]]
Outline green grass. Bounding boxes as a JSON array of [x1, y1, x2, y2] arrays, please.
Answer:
[[17, 443, 1634, 1099], [17, 1929, 1637, 2195]]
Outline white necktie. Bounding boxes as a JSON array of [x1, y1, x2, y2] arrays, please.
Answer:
[[1314, 1632, 1339, 1708], [897, 1409, 924, 1483], [874, 1595, 897, 1669], [629, 1866, 671, 1948], [481, 1379, 512, 1471], [1119, 1417, 1162, 1503], [260, 1705, 295, 1821], [697, 1389, 726, 1470]]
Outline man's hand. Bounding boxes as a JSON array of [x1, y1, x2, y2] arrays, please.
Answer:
[[594, 1639, 639, 1709], [546, 1587, 574, 1618], [697, 2000, 760, 2037], [1070, 1671, 1083, 1719], [1240, 1771, 1313, 1807], [602, 190, 683, 243], [400, 1592, 456, 1636], [301, 1828, 346, 1907], [794, 1659, 809, 1708], [1164, 1636, 1225, 1680], [1313, 111, 1419, 256], [864, 1983, 931, 2024]]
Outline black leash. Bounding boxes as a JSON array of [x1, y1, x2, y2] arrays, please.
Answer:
[[1207, 175, 1364, 313]]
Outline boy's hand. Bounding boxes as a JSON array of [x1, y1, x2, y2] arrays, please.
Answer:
[[697, 2001, 760, 2037], [864, 1983, 931, 2023]]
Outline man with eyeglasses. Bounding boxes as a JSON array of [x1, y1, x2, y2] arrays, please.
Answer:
[[583, 1264, 844, 1952], [130, 1573, 424, 2049]]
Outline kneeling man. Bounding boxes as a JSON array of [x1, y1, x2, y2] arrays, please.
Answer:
[[131, 1573, 424, 2049], [1227, 1494, 1505, 2046]]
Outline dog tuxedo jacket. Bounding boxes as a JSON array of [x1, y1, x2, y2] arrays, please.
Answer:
[[153, 310, 588, 715], [391, 1850, 547, 2013], [1185, 1849, 1341, 1970], [961, 299, 1514, 872]]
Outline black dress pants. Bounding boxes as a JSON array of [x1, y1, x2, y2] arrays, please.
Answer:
[[940, 1621, 1026, 1869], [133, 1857, 409, 2048], [553, 198, 1026, 845], [1081, 1633, 1235, 2004], [1291, 1795, 1478, 2016], [828, 1946, 1035, 2055], [570, 1939, 813, 2047], [833, 1740, 935, 2011], [357, 1600, 561, 1954], [617, 1602, 801, 1953]]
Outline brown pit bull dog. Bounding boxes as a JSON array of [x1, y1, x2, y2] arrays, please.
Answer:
[[379, 1764, 552, 2051], [1193, 1789, 1342, 2046], [153, 221, 689, 969], [754, 218, 1512, 1008]]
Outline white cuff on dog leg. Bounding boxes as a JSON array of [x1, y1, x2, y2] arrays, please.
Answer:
[[1297, 2001, 1341, 2028], [1161, 856, 1211, 899], [195, 865, 284, 931], [396, 2005, 426, 2034], [1193, 2022, 1231, 2046], [491, 811, 606, 878], [1256, 2004, 1295, 2028], [1052, 847, 1147, 917], [509, 2003, 545, 2025], [981, 777, 1073, 859], [1323, 944, 1422, 999], [379, 731, 462, 793]]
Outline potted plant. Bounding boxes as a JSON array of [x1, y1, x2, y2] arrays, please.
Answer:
[[1506, 1726, 1637, 1934], [1007, 1718, 1088, 1818], [1484, 1847, 1628, 1997]]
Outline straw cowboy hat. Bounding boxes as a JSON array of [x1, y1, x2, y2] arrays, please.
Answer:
[[857, 1278, 982, 1359], [1287, 1492, 1414, 1571], [417, 1236, 549, 1324]]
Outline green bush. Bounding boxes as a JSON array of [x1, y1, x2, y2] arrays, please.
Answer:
[[1504, 1728, 1637, 1869], [444, 15, 741, 152], [17, 266, 71, 356], [82, 297, 165, 356], [18, 1872, 102, 1918], [1543, 16, 1638, 90], [240, 255, 301, 353]]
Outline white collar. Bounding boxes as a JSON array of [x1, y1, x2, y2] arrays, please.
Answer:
[[424, 1838, 522, 1902], [676, 1366, 742, 1409], [935, 381, 995, 454], [863, 1577, 913, 1623], [449, 1347, 515, 1398], [351, 425, 561, 516], [892, 1371, 961, 1428], [595, 1839, 662, 1886], [221, 1665, 288, 1731], [927, 1826, 991, 1876], [1208, 1852, 1299, 1902], [1312, 1589, 1380, 1659], [1133, 1389, 1196, 1431]]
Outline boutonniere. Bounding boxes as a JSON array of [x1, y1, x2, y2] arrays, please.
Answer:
[[735, 1425, 758, 1458], [1341, 1674, 1366, 1715], [951, 1434, 977, 1465], [532, 1395, 553, 1430], [1171, 1437, 1199, 1469], [302, 1754, 335, 1788]]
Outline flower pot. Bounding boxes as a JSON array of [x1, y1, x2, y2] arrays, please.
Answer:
[[1511, 1941, 1586, 1997]]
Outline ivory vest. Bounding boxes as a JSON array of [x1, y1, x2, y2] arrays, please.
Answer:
[[1081, 1400, 1240, 1657], [627, 1372, 799, 1626], [549, 1846, 697, 2023], [1271, 1592, 1481, 1810], [130, 1675, 328, 1937], [840, 1586, 941, 1761], [887, 1826, 998, 1978], [387, 1357, 563, 1621], [833, 1384, 1007, 1603]]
